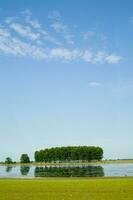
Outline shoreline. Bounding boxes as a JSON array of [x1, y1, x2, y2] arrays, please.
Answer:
[[1, 159, 133, 166]]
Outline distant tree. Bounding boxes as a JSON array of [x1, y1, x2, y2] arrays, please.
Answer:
[[20, 154, 30, 163], [5, 157, 13, 164]]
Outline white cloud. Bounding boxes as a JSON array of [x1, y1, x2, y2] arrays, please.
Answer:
[[93, 51, 106, 63], [50, 48, 79, 60], [27, 18, 41, 29], [6, 11, 61, 46], [10, 23, 40, 40], [0, 28, 47, 59], [64, 34, 74, 45], [0, 28, 10, 37], [5, 16, 19, 25], [51, 22, 67, 33], [51, 21, 74, 44], [105, 54, 122, 64], [82, 50, 93, 62], [83, 31, 95, 40], [0, 10, 122, 64], [22, 9, 32, 17], [81, 50, 121, 64], [48, 10, 61, 21], [22, 9, 41, 29], [89, 81, 102, 87], [49, 11, 74, 45]]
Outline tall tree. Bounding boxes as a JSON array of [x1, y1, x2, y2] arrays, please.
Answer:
[[20, 154, 30, 163]]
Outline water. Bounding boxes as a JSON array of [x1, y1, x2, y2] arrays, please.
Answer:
[[0, 164, 133, 178]]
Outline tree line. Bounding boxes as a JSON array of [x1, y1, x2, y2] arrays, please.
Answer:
[[35, 146, 103, 162], [3, 146, 103, 164]]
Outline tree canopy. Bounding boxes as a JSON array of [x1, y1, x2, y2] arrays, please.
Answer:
[[20, 154, 30, 163], [34, 146, 103, 162], [5, 157, 13, 164]]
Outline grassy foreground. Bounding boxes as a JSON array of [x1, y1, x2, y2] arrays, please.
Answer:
[[0, 178, 133, 200]]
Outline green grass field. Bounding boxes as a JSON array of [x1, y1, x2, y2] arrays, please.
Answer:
[[0, 178, 133, 200]]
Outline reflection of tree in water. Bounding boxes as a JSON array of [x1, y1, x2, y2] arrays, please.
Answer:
[[6, 166, 13, 173], [20, 166, 30, 176], [35, 166, 104, 177]]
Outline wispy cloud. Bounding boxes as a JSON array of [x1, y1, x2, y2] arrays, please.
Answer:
[[105, 54, 122, 64], [0, 9, 122, 64], [49, 48, 122, 64], [81, 50, 93, 62], [49, 11, 74, 45], [89, 81, 102, 87], [5, 10, 61, 46], [22, 9, 41, 29], [93, 52, 106, 63], [10, 23, 40, 40], [81, 51, 121, 64], [83, 31, 95, 40], [50, 48, 79, 60], [83, 30, 108, 50], [0, 28, 47, 59]]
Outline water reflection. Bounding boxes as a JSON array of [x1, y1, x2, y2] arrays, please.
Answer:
[[34, 166, 104, 177], [20, 166, 30, 176], [1, 164, 133, 178], [6, 166, 13, 173]]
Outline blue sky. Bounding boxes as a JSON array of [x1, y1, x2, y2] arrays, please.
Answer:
[[0, 0, 133, 161]]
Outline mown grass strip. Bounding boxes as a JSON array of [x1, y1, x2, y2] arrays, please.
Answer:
[[0, 178, 133, 200]]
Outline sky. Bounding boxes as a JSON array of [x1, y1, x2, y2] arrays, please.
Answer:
[[0, 0, 133, 161]]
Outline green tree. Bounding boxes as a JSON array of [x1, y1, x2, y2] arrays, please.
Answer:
[[5, 157, 13, 164], [20, 154, 30, 163], [34, 146, 104, 162]]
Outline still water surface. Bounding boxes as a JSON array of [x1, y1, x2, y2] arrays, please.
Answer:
[[0, 164, 133, 178]]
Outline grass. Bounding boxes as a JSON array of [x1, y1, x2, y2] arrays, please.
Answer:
[[0, 178, 133, 200]]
